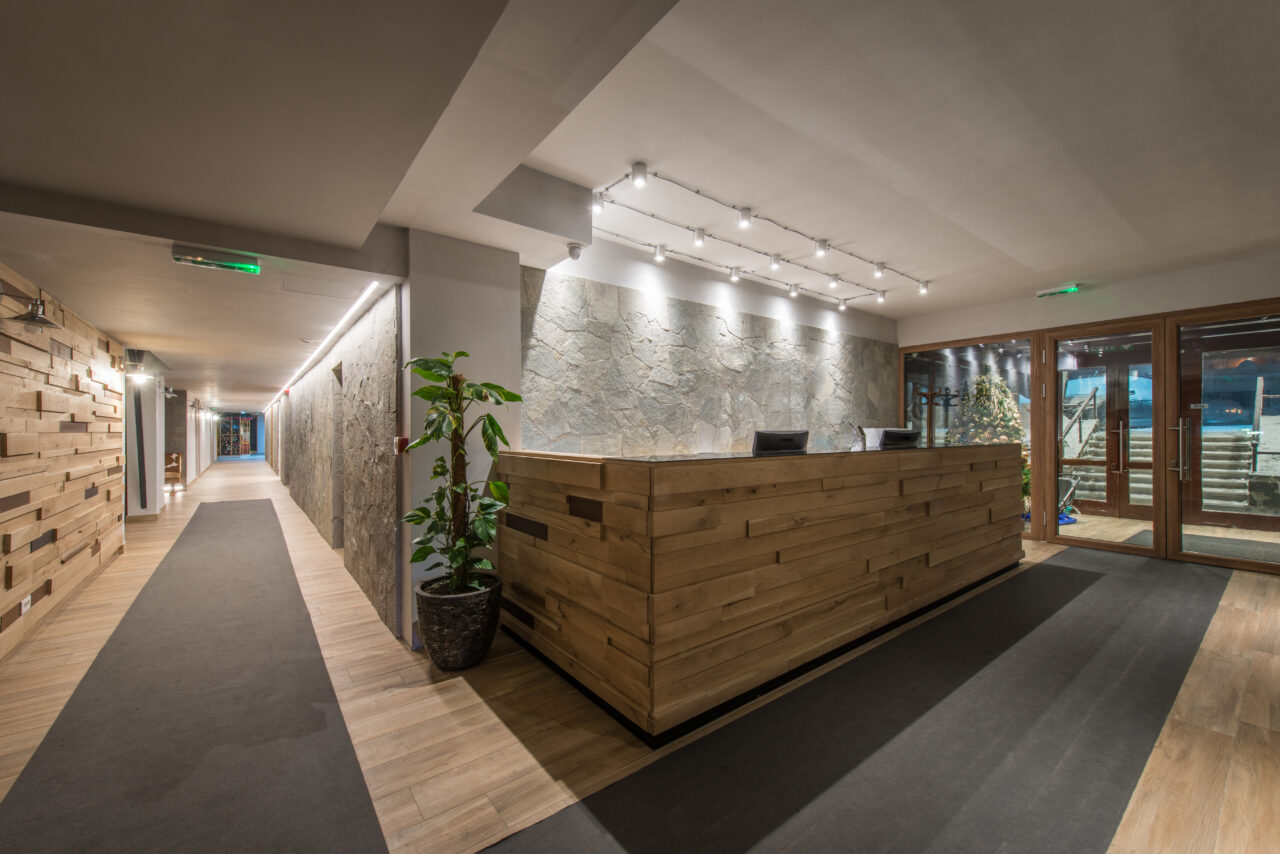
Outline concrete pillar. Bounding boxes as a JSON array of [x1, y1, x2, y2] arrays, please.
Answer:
[[402, 230, 523, 642], [124, 374, 166, 518]]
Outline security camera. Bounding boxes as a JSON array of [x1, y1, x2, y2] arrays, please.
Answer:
[[567, 243, 583, 261]]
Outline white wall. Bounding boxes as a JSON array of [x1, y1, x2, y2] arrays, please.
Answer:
[[403, 230, 523, 640], [185, 400, 215, 482], [555, 238, 899, 345], [124, 375, 165, 517], [899, 249, 1280, 347]]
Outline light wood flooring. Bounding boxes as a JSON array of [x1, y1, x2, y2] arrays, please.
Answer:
[[0, 461, 1277, 853]]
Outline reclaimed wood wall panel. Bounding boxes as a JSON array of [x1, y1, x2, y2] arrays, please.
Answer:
[[0, 262, 125, 661], [497, 444, 1024, 735]]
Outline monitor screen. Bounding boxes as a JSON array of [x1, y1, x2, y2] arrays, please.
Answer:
[[877, 428, 921, 450], [752, 430, 808, 457]]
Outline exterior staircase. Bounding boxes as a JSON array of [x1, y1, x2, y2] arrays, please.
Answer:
[[1063, 429, 1252, 513]]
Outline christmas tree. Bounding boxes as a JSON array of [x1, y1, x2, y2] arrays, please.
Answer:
[[945, 368, 1024, 445]]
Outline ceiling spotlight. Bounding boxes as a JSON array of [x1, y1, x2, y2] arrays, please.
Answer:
[[873, 262, 885, 278], [815, 239, 828, 257], [770, 254, 781, 270], [591, 192, 604, 214], [567, 243, 583, 261], [788, 283, 799, 298], [838, 298, 847, 312], [693, 228, 705, 247], [876, 291, 886, 303], [738, 207, 752, 229], [828, 275, 839, 289], [729, 266, 740, 282], [654, 244, 666, 262], [631, 161, 648, 188], [12, 298, 61, 328], [918, 280, 929, 295]]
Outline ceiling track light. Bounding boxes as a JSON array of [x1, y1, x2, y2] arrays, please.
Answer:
[[837, 298, 847, 312], [591, 192, 604, 214], [876, 291, 886, 303], [594, 164, 906, 301], [729, 266, 740, 282], [918, 280, 929, 295], [828, 275, 839, 289], [693, 228, 705, 247], [788, 283, 799, 298], [654, 244, 666, 262]]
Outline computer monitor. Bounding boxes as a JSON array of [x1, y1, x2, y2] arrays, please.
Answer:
[[752, 430, 808, 457], [877, 428, 921, 450]]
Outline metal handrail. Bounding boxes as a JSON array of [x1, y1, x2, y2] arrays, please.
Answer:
[[1060, 385, 1099, 445]]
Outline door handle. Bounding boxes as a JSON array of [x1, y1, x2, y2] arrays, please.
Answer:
[[1166, 418, 1189, 482], [1110, 419, 1127, 473]]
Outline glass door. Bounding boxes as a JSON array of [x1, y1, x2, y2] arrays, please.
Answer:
[[1172, 313, 1280, 569], [1054, 330, 1156, 547]]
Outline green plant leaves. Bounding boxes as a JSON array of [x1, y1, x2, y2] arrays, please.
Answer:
[[479, 413, 509, 458], [401, 351, 517, 585], [479, 382, 522, 403]]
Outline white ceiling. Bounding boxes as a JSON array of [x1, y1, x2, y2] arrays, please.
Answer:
[[0, 213, 380, 411], [526, 0, 1280, 319], [0, 1, 506, 247], [1, 0, 1277, 410], [378, 0, 677, 268]]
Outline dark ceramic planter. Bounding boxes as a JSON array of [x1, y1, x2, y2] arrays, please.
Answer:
[[415, 573, 502, 671]]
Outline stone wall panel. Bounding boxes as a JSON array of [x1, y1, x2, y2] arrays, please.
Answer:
[[521, 269, 898, 455], [281, 289, 399, 631]]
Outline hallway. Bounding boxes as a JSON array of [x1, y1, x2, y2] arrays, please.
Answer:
[[1, 461, 1278, 853]]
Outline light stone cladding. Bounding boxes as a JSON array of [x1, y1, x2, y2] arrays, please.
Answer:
[[520, 268, 898, 456], [281, 289, 399, 630]]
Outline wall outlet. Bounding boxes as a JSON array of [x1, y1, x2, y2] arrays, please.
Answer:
[[19, 594, 32, 615]]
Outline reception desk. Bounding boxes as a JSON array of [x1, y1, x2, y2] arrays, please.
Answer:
[[495, 444, 1025, 736]]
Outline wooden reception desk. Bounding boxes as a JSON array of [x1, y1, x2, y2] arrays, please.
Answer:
[[495, 444, 1025, 735]]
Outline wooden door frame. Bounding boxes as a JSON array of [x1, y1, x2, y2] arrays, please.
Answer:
[[1162, 298, 1280, 575], [1039, 318, 1166, 558], [899, 295, 1280, 571]]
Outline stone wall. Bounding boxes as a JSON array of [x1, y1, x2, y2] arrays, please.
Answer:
[[280, 289, 400, 631], [520, 268, 898, 455]]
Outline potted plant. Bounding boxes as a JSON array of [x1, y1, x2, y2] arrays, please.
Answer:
[[402, 351, 521, 670]]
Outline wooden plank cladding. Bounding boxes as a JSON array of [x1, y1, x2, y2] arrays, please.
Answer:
[[0, 261, 126, 661], [496, 444, 1025, 735]]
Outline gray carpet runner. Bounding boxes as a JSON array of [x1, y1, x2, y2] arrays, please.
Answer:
[[487, 547, 1229, 853], [0, 499, 387, 853]]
